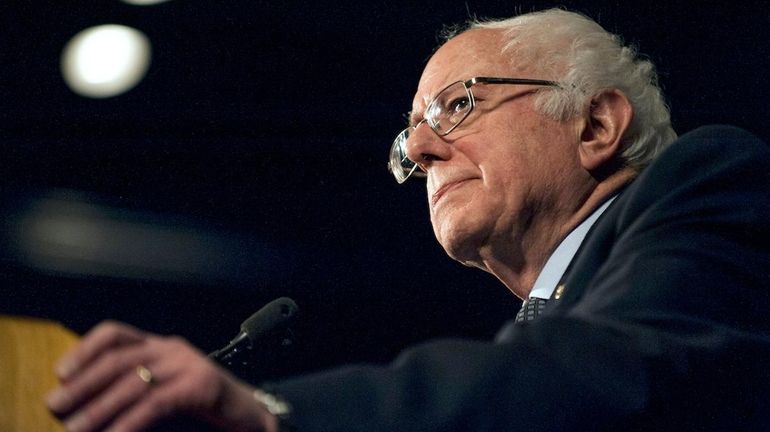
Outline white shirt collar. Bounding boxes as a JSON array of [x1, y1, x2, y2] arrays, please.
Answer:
[[528, 196, 617, 299]]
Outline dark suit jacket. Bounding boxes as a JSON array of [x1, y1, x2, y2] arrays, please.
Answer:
[[268, 125, 770, 431]]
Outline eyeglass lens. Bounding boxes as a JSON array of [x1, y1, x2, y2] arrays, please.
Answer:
[[428, 81, 473, 135], [388, 128, 417, 184]]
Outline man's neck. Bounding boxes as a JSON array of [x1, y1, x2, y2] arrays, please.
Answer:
[[483, 168, 636, 299]]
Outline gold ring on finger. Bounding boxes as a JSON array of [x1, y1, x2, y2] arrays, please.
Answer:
[[136, 365, 154, 385]]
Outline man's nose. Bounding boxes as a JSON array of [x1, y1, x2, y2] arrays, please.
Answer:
[[404, 122, 451, 169]]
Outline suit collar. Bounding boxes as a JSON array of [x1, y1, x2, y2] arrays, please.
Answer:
[[529, 195, 619, 299]]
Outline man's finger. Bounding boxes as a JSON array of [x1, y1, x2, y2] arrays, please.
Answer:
[[59, 364, 156, 432], [47, 344, 151, 416], [56, 321, 145, 381], [104, 376, 189, 432]]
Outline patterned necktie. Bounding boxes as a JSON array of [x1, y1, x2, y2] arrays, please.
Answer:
[[515, 297, 548, 323]]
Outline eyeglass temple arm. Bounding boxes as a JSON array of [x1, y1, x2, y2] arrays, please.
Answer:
[[467, 77, 560, 88]]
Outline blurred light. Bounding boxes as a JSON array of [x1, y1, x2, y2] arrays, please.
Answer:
[[3, 190, 262, 284], [61, 25, 151, 98], [121, 0, 172, 4]]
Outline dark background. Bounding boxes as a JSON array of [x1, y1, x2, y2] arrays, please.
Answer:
[[1, 1, 768, 380]]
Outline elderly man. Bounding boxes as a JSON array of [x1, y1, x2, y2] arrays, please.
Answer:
[[47, 8, 770, 432]]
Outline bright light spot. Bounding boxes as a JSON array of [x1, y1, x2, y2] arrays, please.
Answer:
[[121, 0, 172, 4], [61, 25, 151, 98]]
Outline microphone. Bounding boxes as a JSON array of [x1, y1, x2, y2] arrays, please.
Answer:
[[209, 297, 299, 364]]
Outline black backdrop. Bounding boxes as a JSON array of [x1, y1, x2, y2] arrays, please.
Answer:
[[1, 0, 768, 380]]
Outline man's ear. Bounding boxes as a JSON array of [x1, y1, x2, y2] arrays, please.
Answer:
[[578, 89, 633, 173]]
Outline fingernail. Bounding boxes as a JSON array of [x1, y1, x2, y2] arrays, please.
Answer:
[[56, 358, 78, 380], [45, 389, 71, 412], [64, 413, 90, 432]]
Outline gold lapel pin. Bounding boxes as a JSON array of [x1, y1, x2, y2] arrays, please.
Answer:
[[554, 284, 566, 300]]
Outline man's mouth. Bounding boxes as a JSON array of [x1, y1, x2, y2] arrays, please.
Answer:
[[432, 179, 473, 206]]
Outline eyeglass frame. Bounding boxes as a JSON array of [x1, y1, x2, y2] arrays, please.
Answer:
[[388, 76, 561, 184]]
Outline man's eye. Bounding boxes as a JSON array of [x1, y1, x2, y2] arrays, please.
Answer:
[[447, 97, 470, 113]]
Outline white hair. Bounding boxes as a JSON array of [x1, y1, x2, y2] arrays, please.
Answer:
[[459, 8, 677, 171]]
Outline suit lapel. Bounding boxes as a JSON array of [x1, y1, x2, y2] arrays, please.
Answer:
[[549, 191, 628, 306]]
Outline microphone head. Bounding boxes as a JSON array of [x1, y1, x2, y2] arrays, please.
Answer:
[[241, 297, 298, 342]]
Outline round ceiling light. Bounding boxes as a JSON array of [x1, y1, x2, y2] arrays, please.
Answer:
[[61, 24, 151, 98]]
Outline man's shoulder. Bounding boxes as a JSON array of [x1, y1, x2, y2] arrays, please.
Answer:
[[651, 124, 768, 171], [677, 124, 763, 142], [560, 123, 770, 305], [618, 125, 770, 212]]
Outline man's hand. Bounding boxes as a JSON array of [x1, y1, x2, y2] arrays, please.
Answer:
[[45, 321, 278, 432]]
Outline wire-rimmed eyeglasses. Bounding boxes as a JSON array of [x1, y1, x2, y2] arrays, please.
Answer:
[[387, 77, 560, 184]]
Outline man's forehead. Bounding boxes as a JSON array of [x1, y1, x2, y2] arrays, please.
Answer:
[[410, 29, 510, 120]]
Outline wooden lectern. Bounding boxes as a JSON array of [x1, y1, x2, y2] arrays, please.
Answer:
[[0, 315, 80, 432]]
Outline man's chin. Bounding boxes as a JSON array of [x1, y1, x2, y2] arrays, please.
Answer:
[[439, 235, 484, 269], [432, 213, 492, 266]]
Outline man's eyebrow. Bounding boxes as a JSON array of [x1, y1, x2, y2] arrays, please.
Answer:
[[408, 110, 423, 128]]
